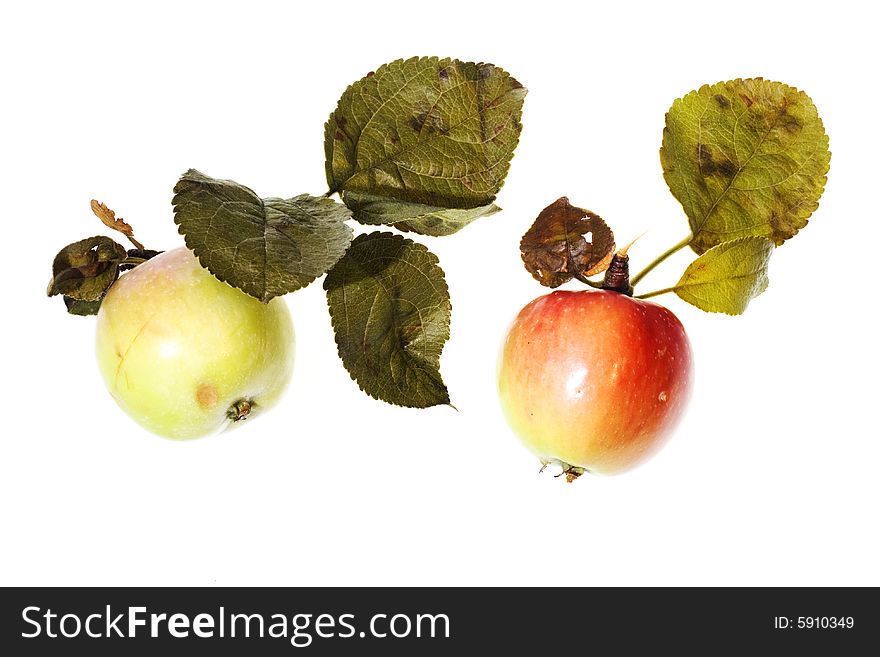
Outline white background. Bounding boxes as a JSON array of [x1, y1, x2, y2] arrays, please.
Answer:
[[2, 1, 878, 586]]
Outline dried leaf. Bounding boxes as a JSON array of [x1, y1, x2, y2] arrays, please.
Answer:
[[91, 200, 144, 250], [520, 197, 615, 288], [47, 236, 127, 301]]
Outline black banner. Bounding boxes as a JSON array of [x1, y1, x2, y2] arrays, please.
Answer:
[[1, 587, 875, 654]]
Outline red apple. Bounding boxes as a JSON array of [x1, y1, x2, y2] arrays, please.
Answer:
[[497, 290, 693, 478]]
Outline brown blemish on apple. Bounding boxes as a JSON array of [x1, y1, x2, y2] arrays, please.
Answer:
[[196, 384, 219, 409]]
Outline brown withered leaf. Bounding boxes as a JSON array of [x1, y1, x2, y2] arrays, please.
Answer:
[[520, 197, 615, 288], [47, 236, 128, 301], [91, 200, 144, 250]]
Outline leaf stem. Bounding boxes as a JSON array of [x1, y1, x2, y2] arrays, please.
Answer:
[[573, 272, 604, 289], [121, 257, 147, 266], [634, 286, 678, 300], [629, 234, 693, 288]]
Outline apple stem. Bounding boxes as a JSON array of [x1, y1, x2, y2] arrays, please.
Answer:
[[634, 286, 677, 300], [573, 272, 604, 289], [629, 234, 693, 288], [227, 399, 254, 422], [602, 252, 633, 296]]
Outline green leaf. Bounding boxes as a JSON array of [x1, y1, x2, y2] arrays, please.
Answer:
[[520, 197, 616, 288], [672, 237, 774, 315], [47, 236, 127, 301], [342, 191, 500, 236], [63, 296, 102, 316], [325, 56, 526, 230], [661, 78, 830, 254], [173, 169, 354, 302], [324, 232, 451, 408]]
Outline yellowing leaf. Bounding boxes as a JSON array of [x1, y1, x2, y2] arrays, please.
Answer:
[[673, 237, 774, 315], [661, 79, 830, 254]]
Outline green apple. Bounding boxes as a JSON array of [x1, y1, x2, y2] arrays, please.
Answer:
[[95, 247, 295, 439]]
